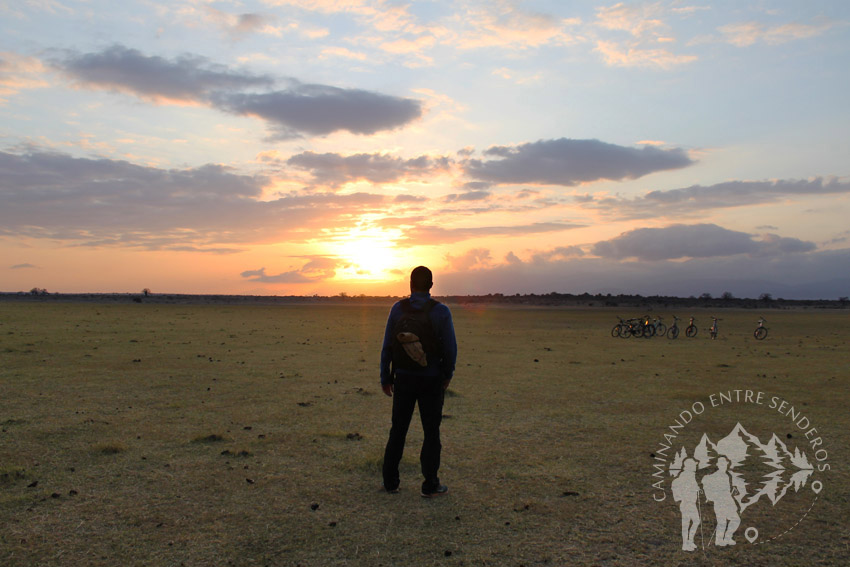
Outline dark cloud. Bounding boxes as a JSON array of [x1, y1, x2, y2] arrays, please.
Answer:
[[0, 149, 385, 250], [53, 45, 422, 138], [394, 194, 428, 203], [438, 244, 849, 300], [240, 257, 342, 284], [584, 177, 850, 219], [215, 85, 423, 138], [444, 190, 491, 202], [462, 181, 492, 190], [286, 151, 446, 186], [10, 263, 38, 269], [591, 224, 815, 261], [463, 138, 693, 186], [241, 267, 312, 284], [403, 221, 583, 245], [53, 45, 274, 100]]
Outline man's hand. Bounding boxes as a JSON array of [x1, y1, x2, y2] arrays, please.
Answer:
[[442, 380, 451, 391], [382, 383, 394, 397]]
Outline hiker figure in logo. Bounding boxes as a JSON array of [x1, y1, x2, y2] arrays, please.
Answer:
[[671, 458, 700, 551], [701, 456, 741, 546]]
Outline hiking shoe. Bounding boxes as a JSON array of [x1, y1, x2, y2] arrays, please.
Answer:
[[420, 484, 448, 498], [382, 483, 400, 494]]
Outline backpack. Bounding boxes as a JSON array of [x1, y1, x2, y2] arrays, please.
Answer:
[[391, 299, 441, 372]]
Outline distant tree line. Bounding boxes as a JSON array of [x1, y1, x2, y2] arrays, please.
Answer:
[[3, 290, 848, 309]]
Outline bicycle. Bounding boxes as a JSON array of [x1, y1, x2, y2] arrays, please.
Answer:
[[709, 317, 721, 340], [666, 316, 681, 339], [685, 316, 698, 338], [626, 317, 643, 338], [754, 317, 768, 340], [641, 315, 656, 338], [652, 316, 667, 337], [611, 317, 627, 338]]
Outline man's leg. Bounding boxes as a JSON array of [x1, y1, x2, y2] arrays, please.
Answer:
[[382, 376, 417, 490], [418, 377, 444, 492]]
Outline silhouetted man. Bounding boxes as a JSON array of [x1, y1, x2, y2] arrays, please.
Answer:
[[702, 456, 740, 546], [380, 266, 457, 497], [671, 458, 701, 551]]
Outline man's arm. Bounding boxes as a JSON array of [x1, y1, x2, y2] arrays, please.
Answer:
[[380, 303, 401, 391], [438, 305, 457, 388]]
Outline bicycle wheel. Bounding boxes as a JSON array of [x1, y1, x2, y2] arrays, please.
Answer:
[[685, 325, 697, 338], [656, 323, 667, 336], [666, 326, 679, 340], [611, 324, 622, 338], [754, 327, 768, 340], [643, 325, 655, 338]]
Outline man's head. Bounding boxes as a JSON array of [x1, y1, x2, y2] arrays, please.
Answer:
[[410, 266, 433, 293]]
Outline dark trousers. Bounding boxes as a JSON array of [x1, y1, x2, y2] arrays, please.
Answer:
[[382, 373, 444, 491]]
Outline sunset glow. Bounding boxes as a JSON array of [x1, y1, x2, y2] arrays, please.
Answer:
[[1, 2, 849, 298], [331, 227, 404, 282]]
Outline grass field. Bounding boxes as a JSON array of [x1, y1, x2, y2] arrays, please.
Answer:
[[1, 301, 847, 566]]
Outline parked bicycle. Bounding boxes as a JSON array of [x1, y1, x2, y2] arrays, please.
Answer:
[[651, 316, 667, 337], [754, 317, 768, 340], [709, 317, 721, 340], [611, 317, 627, 338], [666, 316, 681, 339], [685, 316, 698, 338]]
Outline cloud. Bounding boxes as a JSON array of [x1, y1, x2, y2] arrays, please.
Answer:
[[213, 84, 423, 138], [592, 3, 697, 69], [52, 45, 422, 137], [451, 4, 580, 50], [0, 149, 386, 250], [393, 194, 428, 203], [594, 40, 698, 69], [530, 246, 584, 262], [464, 138, 693, 186], [0, 52, 48, 102], [286, 151, 450, 186], [590, 224, 816, 261], [439, 247, 850, 300], [204, 9, 275, 41], [403, 221, 583, 245], [10, 263, 38, 269], [444, 248, 492, 271], [240, 257, 342, 284], [595, 2, 666, 37], [582, 177, 850, 219], [444, 190, 491, 202], [437, 229, 846, 300], [53, 45, 275, 102], [718, 20, 837, 47]]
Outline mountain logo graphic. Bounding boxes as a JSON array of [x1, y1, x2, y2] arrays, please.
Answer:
[[663, 422, 824, 551]]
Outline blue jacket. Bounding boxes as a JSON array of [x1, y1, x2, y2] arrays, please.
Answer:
[[380, 292, 457, 385]]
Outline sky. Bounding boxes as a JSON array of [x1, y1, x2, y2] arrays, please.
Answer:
[[1, 0, 849, 299]]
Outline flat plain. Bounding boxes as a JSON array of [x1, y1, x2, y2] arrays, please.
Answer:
[[1, 301, 848, 566]]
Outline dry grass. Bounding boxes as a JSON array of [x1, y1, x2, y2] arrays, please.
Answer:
[[0, 302, 847, 566]]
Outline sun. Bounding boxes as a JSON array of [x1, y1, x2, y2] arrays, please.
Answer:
[[332, 227, 403, 281]]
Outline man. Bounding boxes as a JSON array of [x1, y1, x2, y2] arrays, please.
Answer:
[[380, 266, 457, 497], [701, 456, 741, 546], [671, 458, 701, 551]]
